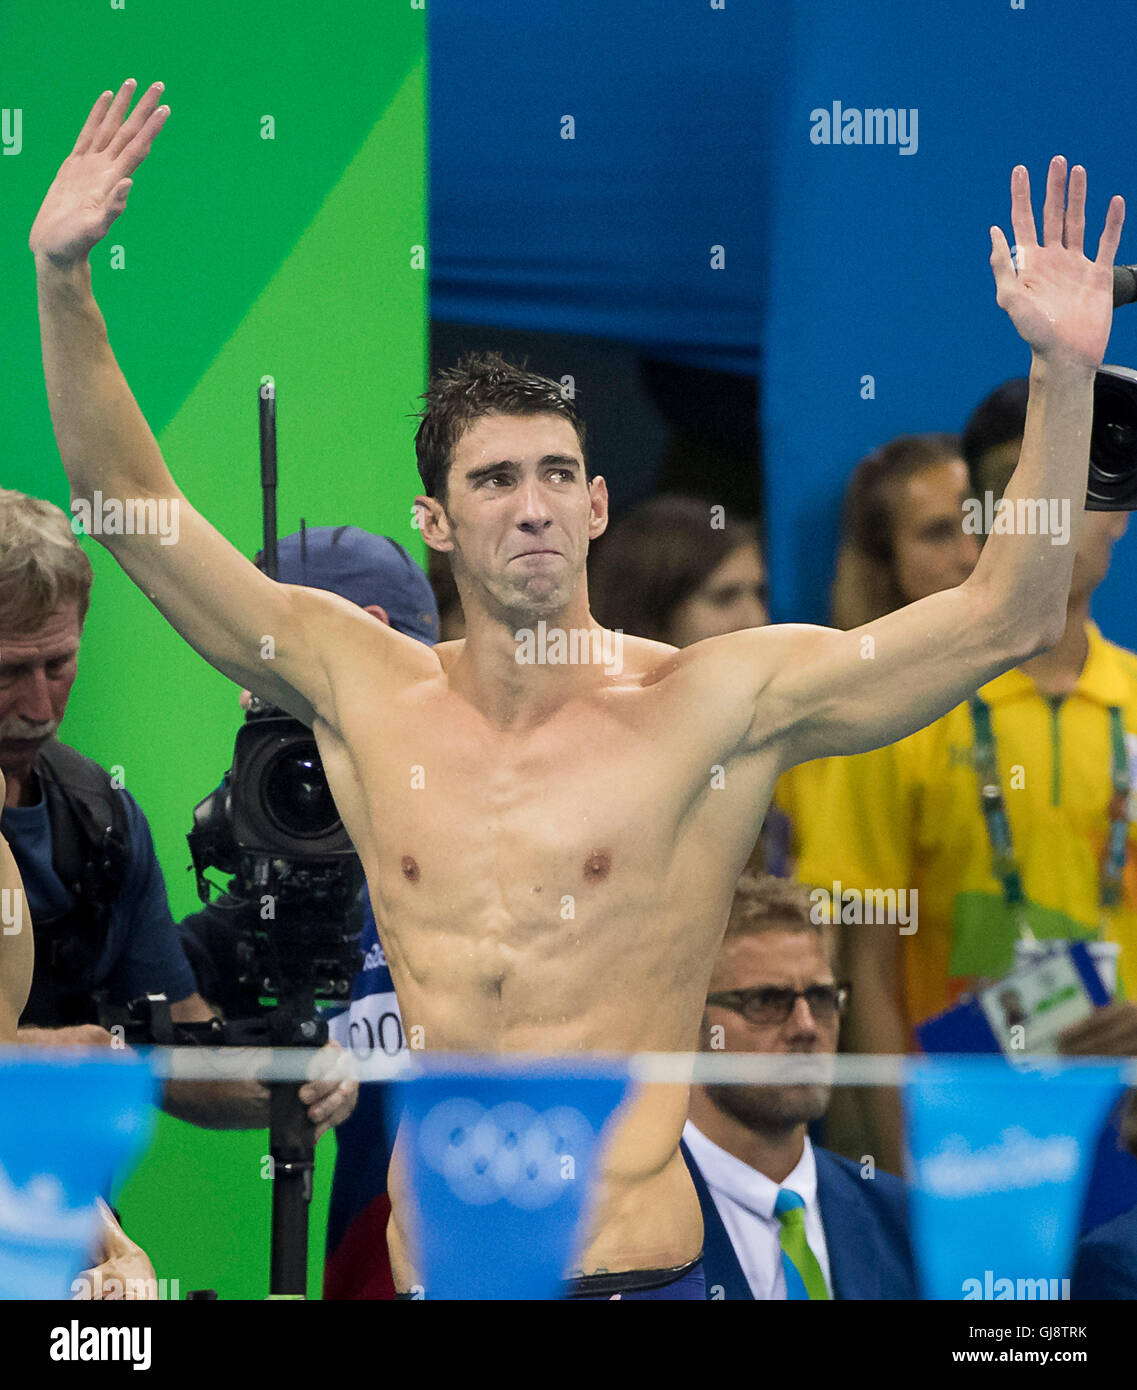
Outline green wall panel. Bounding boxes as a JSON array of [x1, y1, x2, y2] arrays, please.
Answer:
[[2, 1, 426, 1299]]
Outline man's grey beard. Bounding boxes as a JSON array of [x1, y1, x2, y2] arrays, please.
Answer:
[[705, 1081, 832, 1134], [0, 716, 58, 742]]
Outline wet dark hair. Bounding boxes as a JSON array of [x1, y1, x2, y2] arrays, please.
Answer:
[[588, 494, 760, 642], [413, 350, 588, 503], [961, 378, 1029, 495]]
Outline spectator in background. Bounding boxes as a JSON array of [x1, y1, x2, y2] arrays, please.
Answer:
[[0, 490, 347, 1133], [0, 490, 355, 1139], [589, 494, 768, 644], [0, 489, 207, 1047], [681, 874, 917, 1300], [829, 433, 980, 629], [588, 495, 794, 874], [797, 385, 1137, 1203]]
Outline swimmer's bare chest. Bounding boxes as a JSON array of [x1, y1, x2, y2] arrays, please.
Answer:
[[315, 657, 777, 1052]]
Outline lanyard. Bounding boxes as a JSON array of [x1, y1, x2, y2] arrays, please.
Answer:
[[969, 695, 1131, 936]]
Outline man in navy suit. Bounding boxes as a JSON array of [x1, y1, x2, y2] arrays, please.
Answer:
[[683, 873, 918, 1300]]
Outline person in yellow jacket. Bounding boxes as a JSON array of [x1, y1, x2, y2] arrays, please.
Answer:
[[799, 616, 1137, 1013], [778, 432, 981, 862], [797, 378, 1133, 1171]]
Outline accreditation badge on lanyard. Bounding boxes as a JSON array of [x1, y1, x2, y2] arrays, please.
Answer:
[[948, 699, 1132, 985], [972, 696, 1132, 920]]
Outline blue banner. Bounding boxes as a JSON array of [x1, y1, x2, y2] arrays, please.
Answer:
[[903, 1058, 1124, 1300], [387, 1057, 631, 1299], [0, 1050, 157, 1300]]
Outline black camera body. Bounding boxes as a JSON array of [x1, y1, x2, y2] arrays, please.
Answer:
[[1089, 365, 1137, 510], [188, 701, 364, 1011]]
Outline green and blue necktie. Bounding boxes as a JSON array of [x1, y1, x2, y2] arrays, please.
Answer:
[[774, 1187, 829, 1300]]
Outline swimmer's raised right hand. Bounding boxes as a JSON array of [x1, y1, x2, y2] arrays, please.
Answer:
[[30, 81, 170, 269]]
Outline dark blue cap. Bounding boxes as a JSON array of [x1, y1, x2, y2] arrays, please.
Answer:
[[260, 526, 439, 646]]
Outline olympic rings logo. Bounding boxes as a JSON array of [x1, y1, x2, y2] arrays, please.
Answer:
[[416, 1097, 597, 1210]]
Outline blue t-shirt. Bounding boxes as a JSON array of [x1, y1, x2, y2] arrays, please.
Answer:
[[2, 779, 197, 1008]]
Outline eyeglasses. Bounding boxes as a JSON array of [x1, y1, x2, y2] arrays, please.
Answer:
[[705, 984, 851, 1026]]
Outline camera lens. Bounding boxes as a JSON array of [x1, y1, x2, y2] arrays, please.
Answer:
[[261, 740, 340, 839], [1098, 417, 1137, 478], [1088, 369, 1137, 509]]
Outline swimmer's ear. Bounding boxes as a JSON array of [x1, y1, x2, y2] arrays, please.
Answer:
[[588, 475, 609, 540], [416, 495, 454, 553]]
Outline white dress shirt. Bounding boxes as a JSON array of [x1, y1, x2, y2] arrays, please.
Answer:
[[683, 1120, 834, 1300]]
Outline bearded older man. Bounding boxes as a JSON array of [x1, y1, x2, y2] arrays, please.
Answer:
[[0, 488, 354, 1132]]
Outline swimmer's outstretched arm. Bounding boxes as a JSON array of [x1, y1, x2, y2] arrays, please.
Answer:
[[29, 83, 417, 729], [690, 157, 1125, 770]]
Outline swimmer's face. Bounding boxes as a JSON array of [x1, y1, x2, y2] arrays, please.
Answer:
[[418, 412, 608, 618], [701, 927, 837, 1131]]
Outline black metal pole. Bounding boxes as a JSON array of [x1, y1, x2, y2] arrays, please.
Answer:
[[260, 379, 278, 580], [267, 1080, 315, 1298], [258, 376, 312, 1299]]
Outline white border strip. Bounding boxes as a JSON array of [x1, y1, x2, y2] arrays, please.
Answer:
[[15, 1047, 1129, 1087]]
